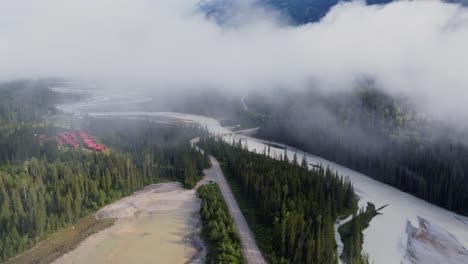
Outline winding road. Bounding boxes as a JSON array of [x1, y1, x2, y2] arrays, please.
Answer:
[[204, 156, 266, 264], [191, 137, 266, 263]]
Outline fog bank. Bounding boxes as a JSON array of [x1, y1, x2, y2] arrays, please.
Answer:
[[1, 0, 468, 119]]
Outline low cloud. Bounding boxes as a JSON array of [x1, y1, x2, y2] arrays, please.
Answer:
[[1, 0, 468, 120]]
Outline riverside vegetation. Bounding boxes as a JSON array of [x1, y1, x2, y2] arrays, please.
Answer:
[[199, 135, 370, 264]]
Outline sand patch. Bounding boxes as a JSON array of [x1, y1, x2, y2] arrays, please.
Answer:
[[53, 183, 205, 264], [95, 183, 194, 219]]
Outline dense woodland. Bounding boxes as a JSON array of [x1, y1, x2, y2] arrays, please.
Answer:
[[240, 88, 468, 216], [0, 121, 209, 261], [0, 80, 82, 124], [198, 184, 243, 263], [84, 119, 210, 188], [200, 136, 360, 264], [0, 82, 211, 261], [0, 125, 60, 166], [0, 81, 54, 123]]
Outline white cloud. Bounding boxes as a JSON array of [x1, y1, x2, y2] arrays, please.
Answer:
[[1, 0, 468, 119]]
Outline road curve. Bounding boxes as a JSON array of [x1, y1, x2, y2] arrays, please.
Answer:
[[204, 156, 267, 264]]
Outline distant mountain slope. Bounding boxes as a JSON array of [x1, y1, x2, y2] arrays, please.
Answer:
[[199, 0, 467, 24], [263, 0, 392, 23]]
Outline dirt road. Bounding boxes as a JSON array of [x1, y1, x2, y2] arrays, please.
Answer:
[[204, 156, 267, 264]]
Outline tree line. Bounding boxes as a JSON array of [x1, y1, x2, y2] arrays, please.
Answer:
[[198, 184, 244, 263], [83, 118, 210, 188]]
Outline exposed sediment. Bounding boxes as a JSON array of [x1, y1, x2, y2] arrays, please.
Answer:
[[402, 216, 468, 264], [53, 182, 206, 264]]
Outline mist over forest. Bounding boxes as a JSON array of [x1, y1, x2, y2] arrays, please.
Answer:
[[1, 0, 468, 121]]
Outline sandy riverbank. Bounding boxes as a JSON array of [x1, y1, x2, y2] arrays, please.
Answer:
[[402, 217, 468, 264], [53, 183, 205, 264]]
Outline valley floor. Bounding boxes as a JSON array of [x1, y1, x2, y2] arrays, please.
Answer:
[[56, 89, 468, 264]]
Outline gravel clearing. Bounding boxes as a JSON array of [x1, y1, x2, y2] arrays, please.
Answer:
[[53, 182, 206, 264]]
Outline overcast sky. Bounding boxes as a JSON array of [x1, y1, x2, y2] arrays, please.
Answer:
[[1, 0, 468, 119]]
